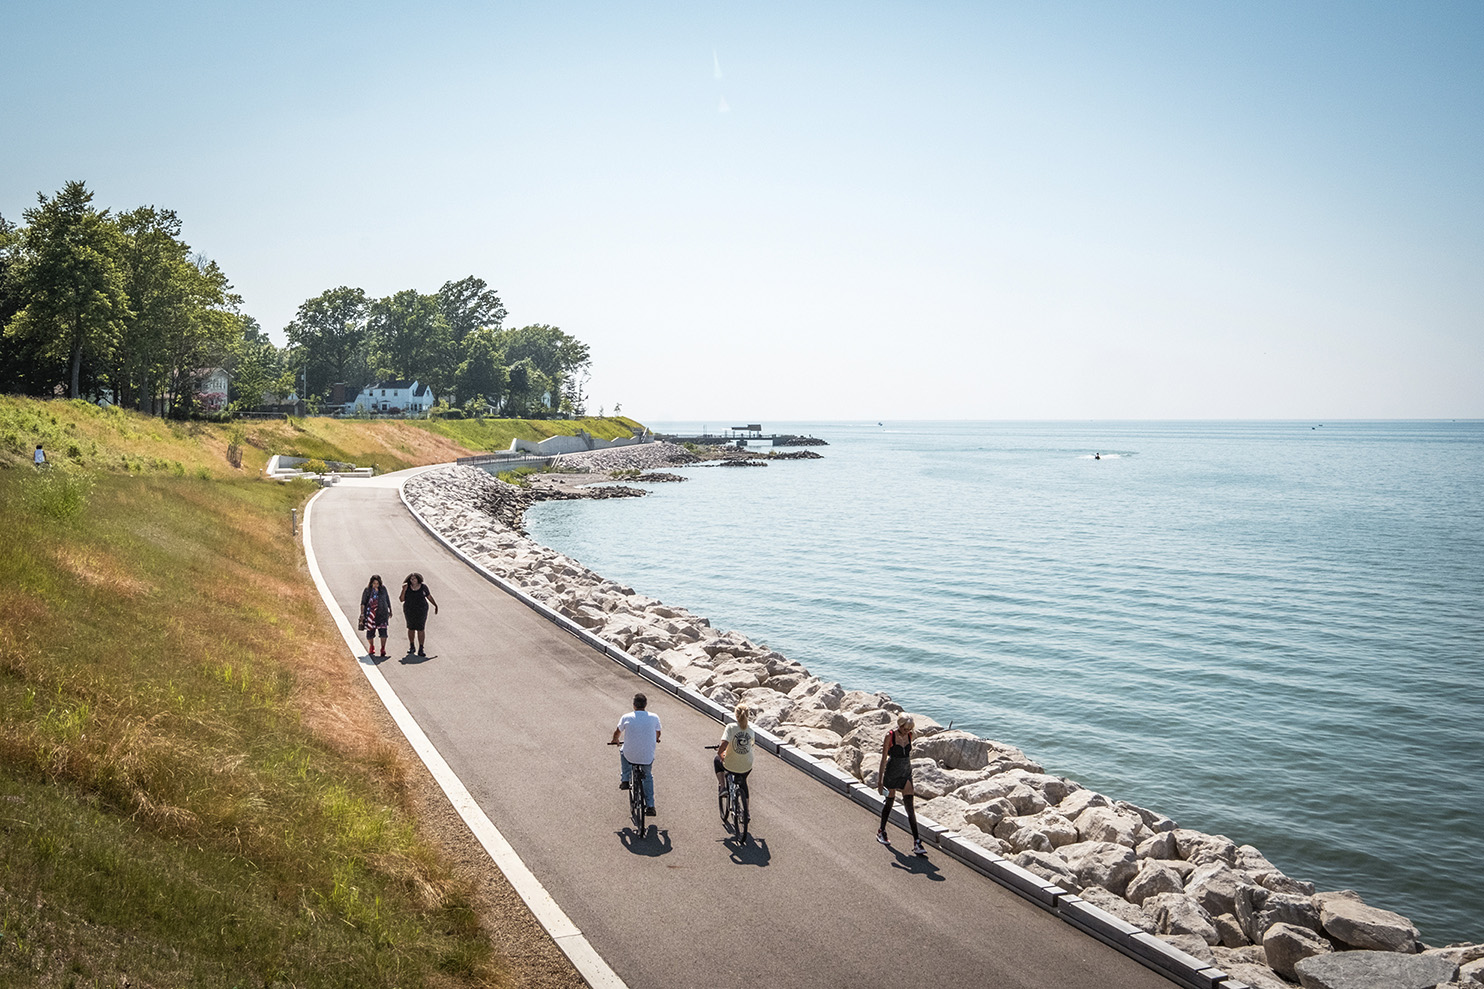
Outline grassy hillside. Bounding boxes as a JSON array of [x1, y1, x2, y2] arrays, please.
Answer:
[[0, 396, 645, 476], [0, 398, 628, 987]]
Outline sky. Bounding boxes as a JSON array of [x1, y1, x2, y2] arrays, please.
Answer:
[[3, 1, 1481, 420]]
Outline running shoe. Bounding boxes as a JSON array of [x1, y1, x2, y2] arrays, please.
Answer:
[[876, 829, 891, 846], [619, 781, 630, 790], [644, 806, 656, 816], [912, 840, 927, 857], [418, 647, 425, 656]]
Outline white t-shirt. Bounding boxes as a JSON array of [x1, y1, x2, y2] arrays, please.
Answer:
[[617, 709, 661, 764], [34, 448, 45, 464], [721, 722, 755, 773]]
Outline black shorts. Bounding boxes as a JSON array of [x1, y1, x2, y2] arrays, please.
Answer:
[[404, 611, 427, 632]]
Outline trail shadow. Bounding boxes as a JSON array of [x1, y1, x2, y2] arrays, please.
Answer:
[[722, 834, 770, 866], [889, 848, 945, 880], [365, 652, 390, 665], [617, 827, 672, 856], [399, 651, 434, 665]]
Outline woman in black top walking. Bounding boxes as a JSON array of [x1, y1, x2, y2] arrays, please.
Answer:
[[399, 572, 438, 656], [876, 714, 926, 856], [360, 574, 392, 658]]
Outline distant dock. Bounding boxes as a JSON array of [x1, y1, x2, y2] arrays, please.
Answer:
[[658, 425, 828, 447]]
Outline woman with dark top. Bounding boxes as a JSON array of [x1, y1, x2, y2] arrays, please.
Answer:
[[359, 574, 392, 658], [876, 714, 927, 856], [399, 572, 438, 656]]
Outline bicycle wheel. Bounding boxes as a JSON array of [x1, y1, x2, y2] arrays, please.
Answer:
[[717, 784, 730, 825], [630, 769, 645, 830], [727, 778, 744, 837], [738, 787, 750, 841]]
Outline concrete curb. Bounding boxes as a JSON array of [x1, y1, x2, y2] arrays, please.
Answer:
[[396, 476, 1245, 989], [302, 487, 628, 989]]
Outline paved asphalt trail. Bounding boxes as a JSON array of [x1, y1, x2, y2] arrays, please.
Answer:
[[310, 475, 1173, 989]]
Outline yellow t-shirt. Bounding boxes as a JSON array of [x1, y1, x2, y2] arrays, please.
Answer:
[[721, 722, 755, 774]]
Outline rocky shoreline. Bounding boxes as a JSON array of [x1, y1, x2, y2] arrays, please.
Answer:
[[404, 460, 1483, 989]]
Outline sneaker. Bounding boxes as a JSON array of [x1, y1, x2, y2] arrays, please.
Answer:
[[876, 829, 891, 846], [912, 840, 927, 857], [644, 806, 656, 817], [619, 781, 630, 790]]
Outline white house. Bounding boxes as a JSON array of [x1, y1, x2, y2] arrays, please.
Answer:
[[350, 380, 433, 414], [197, 367, 230, 411]]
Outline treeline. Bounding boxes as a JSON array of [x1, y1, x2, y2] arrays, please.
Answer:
[[0, 181, 590, 418]]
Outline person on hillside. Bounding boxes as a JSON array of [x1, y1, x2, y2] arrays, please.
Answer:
[[876, 714, 927, 856], [714, 702, 756, 824], [399, 572, 438, 657], [610, 693, 661, 816], [33, 444, 46, 467], [359, 574, 392, 658]]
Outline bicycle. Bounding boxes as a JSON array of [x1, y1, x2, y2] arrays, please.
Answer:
[[608, 741, 649, 831], [705, 745, 749, 840]]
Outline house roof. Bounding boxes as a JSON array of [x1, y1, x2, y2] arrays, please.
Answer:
[[368, 380, 429, 395]]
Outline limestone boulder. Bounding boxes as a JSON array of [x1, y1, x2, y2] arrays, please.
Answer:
[[955, 825, 1011, 855], [1421, 944, 1484, 968], [1184, 861, 1255, 918], [788, 679, 844, 710], [909, 758, 968, 800], [841, 708, 894, 733], [1000, 812, 1077, 853], [1013, 850, 1081, 892], [963, 797, 1015, 835], [1237, 886, 1322, 943], [916, 795, 974, 832], [1211, 912, 1249, 948], [954, 772, 1049, 815], [777, 726, 844, 755], [764, 671, 810, 694], [709, 660, 768, 692], [838, 689, 897, 715], [1057, 841, 1139, 897], [1114, 799, 1176, 833], [1264, 922, 1333, 980], [911, 730, 996, 771], [1057, 788, 1112, 821], [1073, 805, 1147, 847], [1125, 859, 1185, 906], [1143, 892, 1219, 945], [737, 687, 793, 729], [704, 684, 739, 710], [834, 744, 864, 779], [781, 705, 853, 736], [1158, 933, 1216, 964], [1294, 950, 1458, 989], [1076, 885, 1156, 934], [1461, 957, 1484, 985], [1222, 962, 1294, 989], [1173, 829, 1239, 866], [1136, 830, 1180, 861], [1318, 893, 1419, 953]]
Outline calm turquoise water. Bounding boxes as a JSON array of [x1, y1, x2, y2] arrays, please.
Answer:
[[526, 421, 1484, 943]]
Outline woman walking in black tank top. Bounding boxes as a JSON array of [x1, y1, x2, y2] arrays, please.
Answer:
[[876, 714, 926, 856]]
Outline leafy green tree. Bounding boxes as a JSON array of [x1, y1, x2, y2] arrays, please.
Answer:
[[367, 289, 450, 395], [437, 276, 506, 345], [504, 357, 553, 417], [5, 181, 130, 398], [227, 315, 288, 410], [284, 286, 369, 401], [500, 324, 590, 415], [453, 326, 509, 410], [0, 213, 50, 394], [113, 206, 239, 415]]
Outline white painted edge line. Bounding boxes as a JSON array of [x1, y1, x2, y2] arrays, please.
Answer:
[[302, 487, 628, 989], [393, 472, 1226, 989]]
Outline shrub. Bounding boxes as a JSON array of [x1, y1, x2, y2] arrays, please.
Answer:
[[24, 470, 94, 521], [301, 458, 329, 474]]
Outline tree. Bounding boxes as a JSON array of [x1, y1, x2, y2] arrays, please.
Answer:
[[5, 181, 129, 399], [113, 206, 240, 415], [226, 315, 287, 410], [284, 287, 369, 401], [0, 213, 50, 395], [453, 326, 509, 410], [500, 324, 590, 416], [367, 289, 450, 395], [437, 276, 506, 345]]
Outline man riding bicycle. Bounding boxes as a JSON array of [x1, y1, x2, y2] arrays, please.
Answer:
[[611, 693, 661, 816]]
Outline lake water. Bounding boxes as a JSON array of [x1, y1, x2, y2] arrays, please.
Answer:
[[526, 420, 1484, 943]]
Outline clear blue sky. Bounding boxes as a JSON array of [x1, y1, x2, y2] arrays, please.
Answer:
[[3, 1, 1481, 419]]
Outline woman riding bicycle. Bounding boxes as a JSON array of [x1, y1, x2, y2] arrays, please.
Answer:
[[713, 703, 755, 814]]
